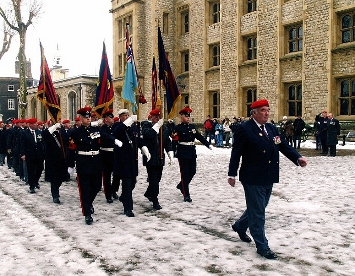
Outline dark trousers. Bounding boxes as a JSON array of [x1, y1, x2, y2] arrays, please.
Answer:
[[6, 151, 13, 168], [51, 181, 62, 198], [121, 177, 136, 213], [77, 173, 102, 216], [102, 167, 114, 200], [233, 183, 273, 250], [145, 165, 163, 200], [178, 158, 196, 197], [321, 138, 328, 154], [26, 159, 44, 189], [329, 145, 336, 156], [293, 134, 301, 149]]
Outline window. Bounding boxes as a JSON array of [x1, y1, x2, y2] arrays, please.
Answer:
[[288, 25, 303, 53], [118, 54, 123, 75], [247, 37, 257, 60], [246, 88, 257, 116], [211, 91, 220, 118], [8, 99, 15, 110], [118, 20, 123, 39], [341, 13, 355, 43], [68, 91, 77, 121], [247, 0, 257, 13], [182, 11, 189, 33], [339, 79, 355, 115], [163, 13, 169, 34], [287, 84, 302, 116], [210, 44, 220, 67], [212, 2, 220, 24], [8, 85, 14, 91], [181, 51, 189, 72]]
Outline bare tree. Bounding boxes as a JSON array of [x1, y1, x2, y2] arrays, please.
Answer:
[[0, 0, 42, 118], [0, 21, 14, 60]]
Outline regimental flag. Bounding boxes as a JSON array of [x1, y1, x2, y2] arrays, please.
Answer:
[[158, 27, 181, 119], [122, 23, 138, 113], [93, 42, 114, 118], [37, 42, 61, 123], [151, 56, 158, 110]]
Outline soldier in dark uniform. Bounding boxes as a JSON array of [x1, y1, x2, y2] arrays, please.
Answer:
[[11, 119, 22, 177], [69, 107, 104, 225], [42, 121, 70, 203], [141, 109, 174, 210], [172, 107, 212, 202], [318, 110, 329, 155], [19, 118, 45, 194], [112, 109, 151, 217], [100, 109, 122, 203]]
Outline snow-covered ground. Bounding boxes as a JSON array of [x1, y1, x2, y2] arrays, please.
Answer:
[[1, 140, 355, 275]]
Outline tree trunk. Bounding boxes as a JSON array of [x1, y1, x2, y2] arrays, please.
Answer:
[[18, 23, 27, 118]]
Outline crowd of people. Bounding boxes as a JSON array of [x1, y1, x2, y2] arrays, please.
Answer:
[[0, 106, 212, 225]]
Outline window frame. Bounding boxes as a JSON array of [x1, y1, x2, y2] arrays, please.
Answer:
[[247, 0, 257, 13], [209, 1, 220, 25], [8, 85, 14, 91], [210, 91, 220, 118], [245, 87, 257, 116], [287, 24, 303, 53], [340, 13, 355, 44], [181, 50, 189, 72], [246, 36, 257, 60], [8, 98, 15, 110], [339, 79, 355, 115], [210, 44, 220, 67], [163, 12, 169, 34], [286, 83, 302, 116], [182, 10, 189, 34]]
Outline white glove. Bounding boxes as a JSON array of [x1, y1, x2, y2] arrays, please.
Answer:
[[168, 151, 174, 165], [114, 139, 123, 147], [152, 119, 164, 133], [67, 167, 74, 176], [209, 145, 213, 150], [123, 117, 134, 127], [131, 115, 138, 122], [48, 122, 61, 134], [91, 119, 102, 127], [141, 146, 151, 162], [215, 131, 219, 135]]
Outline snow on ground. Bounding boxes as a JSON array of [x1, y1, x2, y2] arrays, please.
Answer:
[[0, 140, 355, 275]]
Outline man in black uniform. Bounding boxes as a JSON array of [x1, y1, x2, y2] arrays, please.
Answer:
[[42, 121, 70, 203], [19, 118, 45, 194], [100, 109, 122, 203], [172, 107, 212, 202], [141, 109, 174, 210], [69, 106, 104, 225], [113, 109, 151, 217]]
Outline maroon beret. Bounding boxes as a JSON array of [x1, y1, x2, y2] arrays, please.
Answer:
[[149, 109, 161, 116], [27, 118, 37, 124], [74, 116, 81, 122], [62, 119, 70, 124], [250, 99, 269, 109], [102, 109, 114, 118], [77, 107, 92, 118], [179, 107, 192, 116]]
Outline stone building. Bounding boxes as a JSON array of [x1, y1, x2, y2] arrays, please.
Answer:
[[110, 0, 355, 123]]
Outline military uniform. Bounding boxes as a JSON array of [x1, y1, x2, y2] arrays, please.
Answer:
[[70, 107, 103, 224], [172, 107, 211, 202], [141, 109, 173, 210]]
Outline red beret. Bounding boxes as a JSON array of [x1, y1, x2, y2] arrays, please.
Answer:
[[62, 119, 70, 124], [113, 116, 119, 122], [102, 109, 114, 118], [37, 121, 43, 125], [179, 107, 192, 116], [91, 112, 97, 117], [74, 116, 81, 122], [19, 119, 26, 123], [250, 99, 269, 109], [27, 118, 37, 124], [149, 109, 161, 116], [77, 107, 92, 118]]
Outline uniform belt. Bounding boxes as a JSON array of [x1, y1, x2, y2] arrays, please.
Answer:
[[100, 147, 114, 152], [77, 150, 100, 156], [178, 141, 195, 146]]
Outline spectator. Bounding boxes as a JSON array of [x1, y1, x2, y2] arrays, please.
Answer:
[[293, 114, 305, 149], [223, 118, 232, 147], [214, 119, 224, 147], [203, 115, 214, 143], [326, 113, 340, 157]]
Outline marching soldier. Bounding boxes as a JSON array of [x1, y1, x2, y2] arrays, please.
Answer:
[[100, 109, 122, 203], [112, 109, 150, 217], [42, 121, 69, 203], [19, 118, 45, 194], [172, 107, 212, 202], [141, 109, 174, 210], [69, 106, 104, 225]]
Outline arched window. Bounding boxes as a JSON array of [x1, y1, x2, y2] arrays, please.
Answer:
[[67, 91, 77, 121], [288, 25, 303, 52], [210, 91, 220, 118], [246, 88, 257, 116], [341, 14, 355, 43], [247, 37, 257, 60], [30, 97, 37, 118]]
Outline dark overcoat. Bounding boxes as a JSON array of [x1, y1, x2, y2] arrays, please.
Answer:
[[326, 118, 340, 146]]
